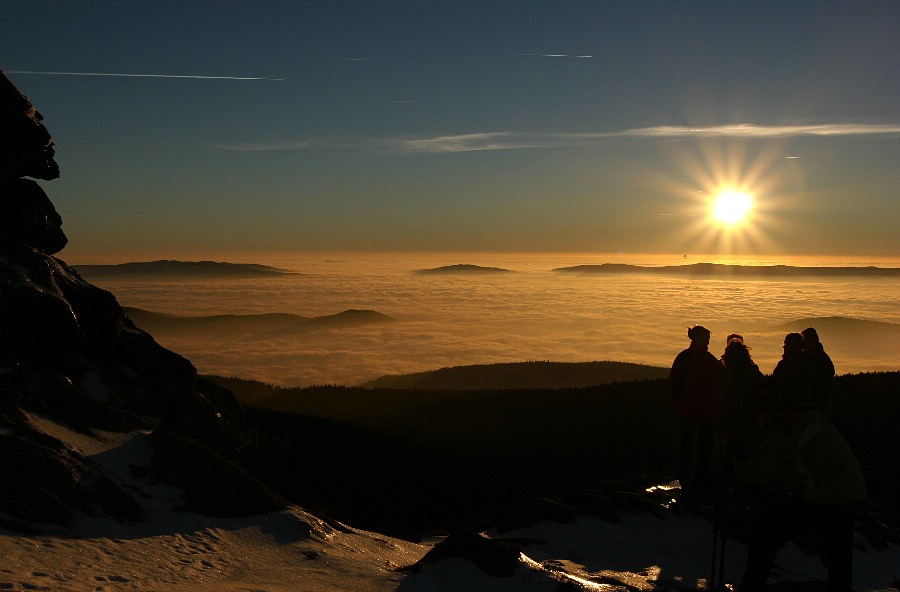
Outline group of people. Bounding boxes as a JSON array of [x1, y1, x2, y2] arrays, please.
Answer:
[[669, 325, 866, 592]]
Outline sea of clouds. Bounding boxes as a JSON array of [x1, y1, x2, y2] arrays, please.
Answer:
[[85, 253, 900, 386]]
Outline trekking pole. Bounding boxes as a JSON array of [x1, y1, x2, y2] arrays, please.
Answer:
[[709, 459, 730, 589], [716, 471, 729, 589], [710, 482, 721, 588]]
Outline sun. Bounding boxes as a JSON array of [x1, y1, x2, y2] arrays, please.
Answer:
[[711, 189, 754, 225]]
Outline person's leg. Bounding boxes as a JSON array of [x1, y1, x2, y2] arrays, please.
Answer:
[[818, 502, 859, 592], [679, 416, 697, 493], [695, 418, 716, 499], [742, 497, 796, 590]]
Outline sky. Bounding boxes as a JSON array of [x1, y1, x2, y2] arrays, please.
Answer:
[[3, 1, 900, 258]]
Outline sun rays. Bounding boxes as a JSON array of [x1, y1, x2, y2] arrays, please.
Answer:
[[653, 138, 807, 256]]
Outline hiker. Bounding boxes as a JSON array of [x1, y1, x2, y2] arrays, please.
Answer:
[[770, 333, 813, 409], [717, 339, 764, 460], [733, 402, 866, 592], [669, 325, 722, 499], [802, 327, 836, 416], [726, 333, 744, 345]]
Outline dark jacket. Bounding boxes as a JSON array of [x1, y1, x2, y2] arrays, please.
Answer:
[[771, 350, 813, 409], [670, 344, 722, 419], [717, 362, 765, 455], [806, 343, 836, 413]]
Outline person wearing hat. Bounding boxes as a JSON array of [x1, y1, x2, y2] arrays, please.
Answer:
[[669, 325, 722, 499]]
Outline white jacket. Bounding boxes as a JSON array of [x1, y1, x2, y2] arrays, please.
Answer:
[[733, 409, 866, 505]]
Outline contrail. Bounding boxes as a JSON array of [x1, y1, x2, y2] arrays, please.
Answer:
[[516, 53, 593, 58], [6, 70, 282, 81]]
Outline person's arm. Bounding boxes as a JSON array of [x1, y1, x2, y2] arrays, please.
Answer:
[[669, 352, 685, 399]]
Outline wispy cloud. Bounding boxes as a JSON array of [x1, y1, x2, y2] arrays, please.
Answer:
[[216, 140, 308, 152], [396, 132, 552, 153], [395, 125, 900, 153], [214, 123, 900, 153], [6, 70, 282, 81], [215, 133, 550, 153], [610, 124, 900, 138]]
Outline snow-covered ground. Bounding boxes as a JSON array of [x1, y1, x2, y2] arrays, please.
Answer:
[[2, 414, 898, 591]]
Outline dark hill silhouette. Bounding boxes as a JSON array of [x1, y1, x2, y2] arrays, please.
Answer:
[[359, 360, 669, 389], [301, 308, 394, 328], [74, 259, 298, 277], [773, 317, 900, 372], [121, 307, 392, 340], [123, 307, 308, 338], [201, 375, 283, 405], [221, 372, 900, 541], [555, 262, 900, 278], [261, 309, 395, 336], [414, 264, 513, 274], [777, 316, 900, 335]]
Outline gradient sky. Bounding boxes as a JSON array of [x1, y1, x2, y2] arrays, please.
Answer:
[[3, 1, 900, 258]]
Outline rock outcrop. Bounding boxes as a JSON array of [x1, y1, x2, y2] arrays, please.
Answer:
[[0, 69, 64, 254], [0, 69, 281, 529]]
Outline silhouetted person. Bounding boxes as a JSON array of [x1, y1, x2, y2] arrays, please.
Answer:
[[726, 333, 744, 345], [770, 332, 813, 410], [669, 325, 722, 499], [717, 339, 764, 459], [802, 327, 836, 416], [733, 403, 866, 592]]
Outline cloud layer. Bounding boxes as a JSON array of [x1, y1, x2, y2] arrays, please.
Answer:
[[216, 124, 900, 153], [86, 253, 900, 387]]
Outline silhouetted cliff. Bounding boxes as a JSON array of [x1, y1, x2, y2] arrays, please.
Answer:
[[0, 69, 280, 530]]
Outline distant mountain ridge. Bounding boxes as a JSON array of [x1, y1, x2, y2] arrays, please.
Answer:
[[265, 309, 395, 335], [75, 260, 298, 277], [124, 307, 394, 338], [778, 316, 900, 334], [555, 262, 900, 277], [124, 307, 309, 338], [359, 360, 670, 390], [415, 264, 513, 274]]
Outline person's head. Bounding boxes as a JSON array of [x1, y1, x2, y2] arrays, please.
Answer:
[[726, 333, 744, 345], [783, 332, 805, 354], [801, 327, 820, 345], [722, 339, 753, 366], [687, 325, 711, 346]]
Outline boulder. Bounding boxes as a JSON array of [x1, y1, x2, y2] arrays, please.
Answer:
[[0, 178, 67, 254], [0, 69, 59, 183], [410, 530, 522, 577], [0, 70, 65, 254]]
